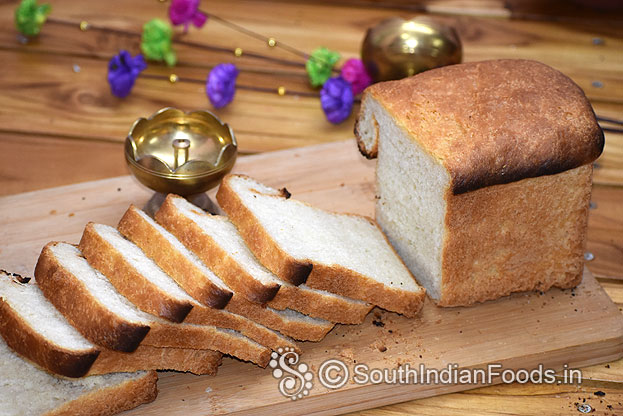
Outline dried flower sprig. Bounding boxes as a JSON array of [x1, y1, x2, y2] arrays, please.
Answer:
[[340, 58, 372, 95], [107, 51, 147, 98], [169, 0, 207, 33], [141, 19, 177, 66], [306, 47, 341, 88], [320, 77, 354, 124], [14, 1, 371, 124], [206, 63, 239, 108], [14, 0, 51, 37]]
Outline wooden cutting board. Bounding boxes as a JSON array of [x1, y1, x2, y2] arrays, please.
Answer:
[[1, 140, 622, 416]]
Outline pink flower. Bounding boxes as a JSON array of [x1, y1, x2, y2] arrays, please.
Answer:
[[340, 58, 372, 95], [169, 0, 207, 32]]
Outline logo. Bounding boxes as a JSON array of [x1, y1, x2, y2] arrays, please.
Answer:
[[270, 347, 314, 400]]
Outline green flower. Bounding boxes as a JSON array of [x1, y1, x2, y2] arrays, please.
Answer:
[[15, 0, 51, 37], [141, 19, 176, 66], [306, 47, 340, 88]]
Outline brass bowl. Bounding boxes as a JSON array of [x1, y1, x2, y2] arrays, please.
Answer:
[[124, 108, 237, 196], [361, 17, 462, 82]]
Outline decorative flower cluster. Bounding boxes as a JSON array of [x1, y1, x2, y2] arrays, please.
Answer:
[[14, 0, 373, 124], [14, 0, 50, 37]]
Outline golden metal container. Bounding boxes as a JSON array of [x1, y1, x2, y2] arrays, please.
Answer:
[[361, 17, 462, 82], [124, 107, 237, 197]]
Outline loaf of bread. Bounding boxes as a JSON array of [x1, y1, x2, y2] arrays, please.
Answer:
[[356, 59, 604, 306]]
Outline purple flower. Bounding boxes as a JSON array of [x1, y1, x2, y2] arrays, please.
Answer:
[[320, 77, 353, 124], [107, 50, 147, 98], [169, 0, 207, 32], [340, 58, 372, 95], [206, 63, 239, 108]]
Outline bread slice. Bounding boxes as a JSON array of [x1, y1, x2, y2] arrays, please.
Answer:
[[91, 346, 222, 376], [225, 297, 334, 342], [154, 198, 280, 303], [0, 270, 100, 378], [35, 242, 151, 352], [217, 174, 426, 317], [156, 194, 373, 324], [117, 205, 299, 352], [79, 222, 199, 322], [118, 206, 235, 306], [35, 242, 270, 367], [0, 336, 157, 416]]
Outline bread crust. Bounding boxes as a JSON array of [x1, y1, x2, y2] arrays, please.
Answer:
[[79, 222, 194, 323], [90, 346, 222, 376], [155, 196, 280, 303], [363, 59, 604, 194], [218, 174, 425, 318], [34, 243, 150, 352], [141, 320, 271, 367], [118, 205, 233, 308], [216, 177, 313, 286], [45, 370, 158, 416], [304, 259, 425, 319], [354, 92, 379, 159], [0, 295, 100, 378], [226, 295, 334, 342], [184, 303, 300, 353], [438, 164, 592, 306], [268, 286, 373, 325]]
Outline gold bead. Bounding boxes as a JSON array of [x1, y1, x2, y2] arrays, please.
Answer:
[[169, 74, 179, 83], [79, 21, 90, 31], [267, 37, 276, 47], [234, 47, 243, 57], [277, 86, 286, 96]]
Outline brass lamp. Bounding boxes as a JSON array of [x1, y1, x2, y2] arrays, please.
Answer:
[[124, 107, 237, 214]]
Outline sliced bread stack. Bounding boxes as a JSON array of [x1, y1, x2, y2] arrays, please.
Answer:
[[0, 269, 222, 377], [155, 195, 374, 325], [36, 241, 272, 367], [1, 172, 425, 415]]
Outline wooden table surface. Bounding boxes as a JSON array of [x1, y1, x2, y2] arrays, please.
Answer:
[[1, 0, 622, 414]]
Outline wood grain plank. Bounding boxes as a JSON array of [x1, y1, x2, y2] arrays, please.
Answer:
[[0, 133, 127, 196], [349, 380, 623, 415]]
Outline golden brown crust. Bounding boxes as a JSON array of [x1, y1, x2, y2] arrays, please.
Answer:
[[118, 205, 233, 308], [268, 286, 373, 325], [354, 92, 379, 159], [90, 346, 222, 376], [155, 195, 280, 303], [34, 243, 150, 352], [185, 303, 300, 353], [438, 164, 592, 306], [305, 262, 424, 319], [79, 222, 194, 323], [216, 177, 313, 286], [45, 370, 158, 416], [226, 295, 334, 342], [141, 320, 271, 367], [366, 59, 604, 194], [0, 296, 100, 378]]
